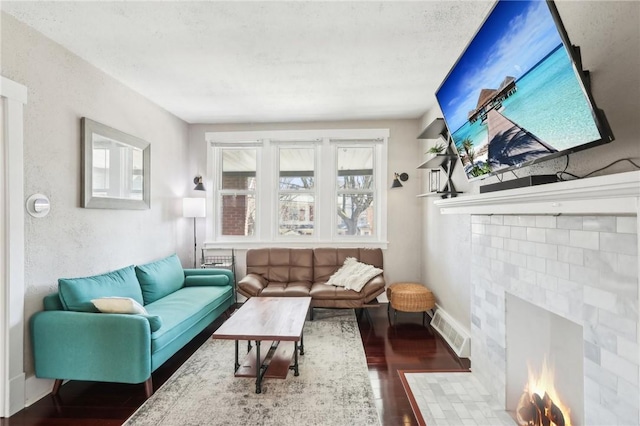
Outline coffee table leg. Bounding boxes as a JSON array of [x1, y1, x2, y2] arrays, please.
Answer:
[[255, 340, 263, 394], [299, 331, 305, 356], [292, 341, 300, 376], [234, 340, 240, 372]]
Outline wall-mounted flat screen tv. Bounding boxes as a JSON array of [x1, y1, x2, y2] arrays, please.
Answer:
[[435, 0, 614, 181]]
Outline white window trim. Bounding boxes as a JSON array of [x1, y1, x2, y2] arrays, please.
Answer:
[[205, 129, 389, 249]]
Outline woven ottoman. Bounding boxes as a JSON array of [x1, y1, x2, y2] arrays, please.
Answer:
[[386, 282, 435, 325]]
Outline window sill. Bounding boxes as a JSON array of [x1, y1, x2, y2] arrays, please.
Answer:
[[202, 240, 389, 250]]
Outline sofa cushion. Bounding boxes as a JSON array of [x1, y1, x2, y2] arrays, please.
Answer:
[[246, 248, 313, 283], [58, 265, 144, 312], [145, 286, 232, 353], [135, 254, 185, 304]]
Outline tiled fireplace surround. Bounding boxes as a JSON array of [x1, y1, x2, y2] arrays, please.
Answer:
[[434, 171, 640, 425]]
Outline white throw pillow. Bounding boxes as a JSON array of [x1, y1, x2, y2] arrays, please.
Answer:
[[91, 297, 148, 315], [327, 257, 383, 292]]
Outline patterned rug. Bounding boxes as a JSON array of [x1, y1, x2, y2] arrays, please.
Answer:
[[125, 309, 380, 426]]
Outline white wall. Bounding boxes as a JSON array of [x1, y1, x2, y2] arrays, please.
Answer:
[[419, 1, 640, 333], [189, 119, 423, 287], [1, 12, 192, 403]]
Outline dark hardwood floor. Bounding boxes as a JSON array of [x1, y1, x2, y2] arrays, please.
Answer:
[[3, 305, 469, 425]]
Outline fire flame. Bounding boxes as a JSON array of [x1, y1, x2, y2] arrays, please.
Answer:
[[520, 357, 572, 426]]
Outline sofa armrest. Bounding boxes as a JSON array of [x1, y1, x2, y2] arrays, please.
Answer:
[[30, 310, 152, 384], [184, 268, 234, 286], [237, 273, 268, 297]]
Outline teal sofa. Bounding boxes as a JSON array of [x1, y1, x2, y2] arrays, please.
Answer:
[[30, 254, 234, 397]]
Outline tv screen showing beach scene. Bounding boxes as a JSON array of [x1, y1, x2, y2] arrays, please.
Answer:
[[435, 0, 612, 180]]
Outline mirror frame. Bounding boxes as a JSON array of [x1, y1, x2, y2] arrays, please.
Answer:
[[81, 117, 151, 209]]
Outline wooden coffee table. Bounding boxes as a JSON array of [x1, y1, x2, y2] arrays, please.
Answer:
[[212, 296, 311, 393]]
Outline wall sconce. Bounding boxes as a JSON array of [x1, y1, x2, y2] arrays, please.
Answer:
[[26, 193, 51, 218], [193, 175, 206, 191], [391, 172, 408, 188], [429, 169, 441, 193]]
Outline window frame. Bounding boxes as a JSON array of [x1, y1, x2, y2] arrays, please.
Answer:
[[205, 129, 389, 248]]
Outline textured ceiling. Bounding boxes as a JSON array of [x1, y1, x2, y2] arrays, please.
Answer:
[[1, 1, 494, 124]]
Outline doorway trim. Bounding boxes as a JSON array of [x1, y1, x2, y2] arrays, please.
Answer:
[[1, 75, 27, 417]]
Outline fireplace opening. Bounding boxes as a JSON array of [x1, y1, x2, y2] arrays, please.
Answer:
[[516, 356, 571, 426], [506, 293, 584, 426]]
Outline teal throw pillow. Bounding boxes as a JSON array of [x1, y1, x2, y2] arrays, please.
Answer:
[[135, 254, 185, 304], [58, 265, 144, 312], [184, 275, 229, 287]]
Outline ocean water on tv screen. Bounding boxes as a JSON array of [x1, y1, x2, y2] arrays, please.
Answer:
[[452, 46, 601, 155]]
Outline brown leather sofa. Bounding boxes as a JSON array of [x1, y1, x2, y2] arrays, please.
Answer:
[[237, 248, 385, 317]]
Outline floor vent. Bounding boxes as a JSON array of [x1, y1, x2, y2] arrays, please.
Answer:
[[430, 306, 470, 358]]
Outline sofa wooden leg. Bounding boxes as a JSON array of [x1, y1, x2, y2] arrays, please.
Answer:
[[52, 379, 63, 396], [144, 378, 153, 398]]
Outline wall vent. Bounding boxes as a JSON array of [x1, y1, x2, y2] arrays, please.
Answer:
[[430, 306, 470, 358]]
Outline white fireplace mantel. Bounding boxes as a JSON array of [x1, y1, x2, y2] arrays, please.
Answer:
[[434, 170, 640, 215]]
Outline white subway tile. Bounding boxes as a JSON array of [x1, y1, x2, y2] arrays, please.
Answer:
[[600, 232, 638, 256], [535, 242, 558, 260], [601, 349, 639, 385], [617, 336, 640, 366], [472, 215, 492, 224], [584, 285, 617, 312], [510, 226, 527, 241], [583, 216, 617, 232], [526, 227, 546, 242], [546, 259, 570, 279], [569, 229, 600, 250], [557, 215, 583, 230], [558, 245, 584, 265], [617, 216, 637, 234], [535, 215, 557, 229], [527, 255, 546, 273], [490, 215, 504, 225], [546, 228, 570, 245]]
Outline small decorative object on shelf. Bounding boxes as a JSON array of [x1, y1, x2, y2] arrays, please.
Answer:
[[416, 118, 462, 199], [429, 169, 441, 193]]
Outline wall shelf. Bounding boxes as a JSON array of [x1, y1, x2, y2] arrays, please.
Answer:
[[418, 118, 448, 140], [418, 154, 458, 170], [417, 118, 461, 199]]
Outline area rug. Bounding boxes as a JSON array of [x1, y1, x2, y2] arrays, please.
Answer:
[[125, 309, 380, 426]]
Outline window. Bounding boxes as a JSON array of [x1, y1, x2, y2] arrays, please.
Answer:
[[219, 148, 257, 237], [336, 146, 374, 236], [207, 129, 388, 247], [278, 147, 315, 236]]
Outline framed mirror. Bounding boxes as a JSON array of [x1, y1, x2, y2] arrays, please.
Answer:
[[81, 118, 150, 209]]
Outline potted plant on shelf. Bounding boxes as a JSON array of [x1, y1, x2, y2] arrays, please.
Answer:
[[426, 142, 446, 156]]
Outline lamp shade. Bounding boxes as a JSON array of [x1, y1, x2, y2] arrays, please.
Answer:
[[183, 197, 206, 218]]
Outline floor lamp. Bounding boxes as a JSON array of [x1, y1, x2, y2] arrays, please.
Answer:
[[183, 198, 206, 268]]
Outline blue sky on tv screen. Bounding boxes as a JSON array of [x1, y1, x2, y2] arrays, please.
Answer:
[[436, 0, 563, 133]]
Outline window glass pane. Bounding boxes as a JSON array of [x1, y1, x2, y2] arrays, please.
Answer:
[[222, 149, 256, 190], [278, 194, 314, 236], [336, 193, 374, 236], [221, 194, 255, 236], [279, 148, 314, 190], [337, 147, 373, 190]]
